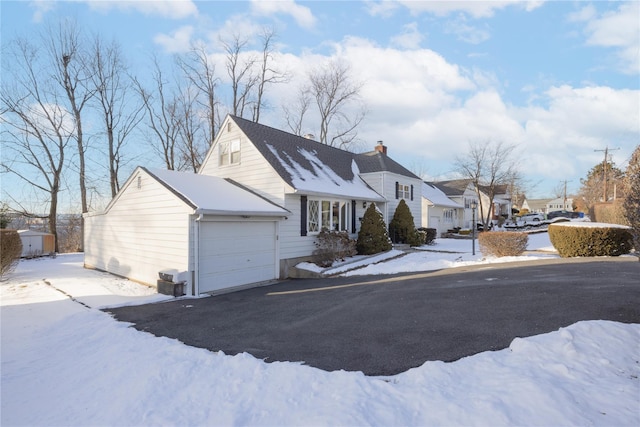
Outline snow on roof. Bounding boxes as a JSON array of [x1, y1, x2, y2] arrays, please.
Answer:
[[265, 145, 385, 201], [17, 230, 54, 236], [550, 222, 630, 229], [422, 182, 464, 208], [146, 168, 288, 216]]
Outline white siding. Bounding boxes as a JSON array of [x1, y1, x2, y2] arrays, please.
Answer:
[[361, 172, 422, 228], [199, 118, 290, 205], [278, 194, 379, 260], [84, 170, 192, 287]]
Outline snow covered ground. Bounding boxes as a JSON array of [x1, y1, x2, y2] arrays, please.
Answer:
[[2, 233, 639, 426]]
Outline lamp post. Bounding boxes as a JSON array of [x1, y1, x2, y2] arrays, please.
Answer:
[[471, 200, 477, 256]]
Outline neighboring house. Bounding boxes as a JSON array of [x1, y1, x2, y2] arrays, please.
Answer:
[[521, 199, 552, 215], [85, 115, 422, 295], [546, 197, 574, 212], [489, 183, 513, 223], [431, 179, 512, 229], [421, 182, 464, 236]]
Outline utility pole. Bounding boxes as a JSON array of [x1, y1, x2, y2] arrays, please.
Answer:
[[594, 146, 620, 202], [560, 180, 571, 210]]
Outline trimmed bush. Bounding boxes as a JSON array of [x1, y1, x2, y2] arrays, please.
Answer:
[[312, 229, 357, 267], [389, 199, 422, 246], [357, 203, 392, 255], [1, 229, 22, 277], [417, 227, 437, 245], [478, 231, 528, 257], [548, 223, 633, 257]]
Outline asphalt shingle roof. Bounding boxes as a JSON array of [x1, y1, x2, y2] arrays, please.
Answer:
[[230, 115, 419, 189]]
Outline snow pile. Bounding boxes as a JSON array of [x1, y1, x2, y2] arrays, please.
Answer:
[[298, 232, 559, 276], [2, 244, 639, 426]]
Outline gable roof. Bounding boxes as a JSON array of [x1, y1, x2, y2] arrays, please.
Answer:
[[354, 151, 419, 178], [93, 167, 289, 217], [422, 182, 464, 208], [432, 179, 474, 197], [146, 168, 288, 216], [229, 115, 415, 199], [432, 179, 511, 199]]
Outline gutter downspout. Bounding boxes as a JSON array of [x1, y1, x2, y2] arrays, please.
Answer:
[[193, 213, 203, 296]]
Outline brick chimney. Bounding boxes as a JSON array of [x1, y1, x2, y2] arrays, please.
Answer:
[[374, 140, 387, 155]]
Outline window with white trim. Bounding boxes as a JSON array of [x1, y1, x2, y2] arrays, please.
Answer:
[[443, 208, 454, 224], [307, 199, 350, 233], [219, 139, 240, 165], [399, 184, 411, 199]]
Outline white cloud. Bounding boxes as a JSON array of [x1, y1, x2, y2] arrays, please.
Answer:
[[86, 0, 198, 19], [208, 31, 636, 198], [571, 2, 640, 74], [29, 0, 56, 23], [153, 25, 194, 53], [444, 14, 491, 44], [395, 0, 544, 18], [250, 0, 316, 29], [390, 22, 424, 49]]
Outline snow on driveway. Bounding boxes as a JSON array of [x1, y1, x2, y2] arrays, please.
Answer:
[[1, 235, 638, 426]]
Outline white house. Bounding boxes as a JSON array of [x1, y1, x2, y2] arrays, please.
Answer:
[[84, 115, 423, 295], [430, 180, 512, 229], [421, 182, 464, 236], [546, 197, 574, 212]]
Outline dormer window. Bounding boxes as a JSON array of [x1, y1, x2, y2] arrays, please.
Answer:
[[219, 139, 240, 166]]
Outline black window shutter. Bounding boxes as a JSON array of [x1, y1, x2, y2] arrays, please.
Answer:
[[395, 181, 399, 199], [300, 196, 307, 236], [411, 185, 414, 201], [351, 200, 356, 233]]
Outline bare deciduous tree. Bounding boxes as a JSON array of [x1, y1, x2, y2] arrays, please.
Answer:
[[252, 27, 290, 123], [90, 36, 143, 197], [45, 20, 93, 217], [308, 60, 366, 148], [456, 141, 520, 230], [1, 37, 74, 252], [221, 34, 258, 118], [134, 56, 182, 170], [176, 83, 206, 172], [579, 161, 624, 208], [177, 44, 220, 148], [283, 88, 312, 136]]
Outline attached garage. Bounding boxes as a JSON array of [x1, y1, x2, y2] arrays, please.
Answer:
[[84, 167, 288, 296], [198, 220, 278, 293]]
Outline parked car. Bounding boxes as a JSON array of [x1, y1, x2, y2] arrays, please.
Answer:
[[476, 222, 493, 231], [547, 210, 581, 219], [519, 213, 544, 222]]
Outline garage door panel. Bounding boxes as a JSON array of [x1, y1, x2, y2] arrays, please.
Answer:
[[198, 221, 277, 293]]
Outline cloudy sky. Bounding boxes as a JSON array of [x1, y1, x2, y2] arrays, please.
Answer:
[[2, 0, 639, 201]]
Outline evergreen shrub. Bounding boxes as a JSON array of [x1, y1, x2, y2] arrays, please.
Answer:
[[548, 223, 633, 257], [1, 229, 22, 277], [417, 227, 437, 245], [389, 199, 422, 246], [478, 231, 528, 257], [312, 229, 357, 267], [356, 203, 392, 255]]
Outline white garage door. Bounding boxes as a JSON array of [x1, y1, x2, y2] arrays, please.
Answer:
[[198, 221, 277, 293]]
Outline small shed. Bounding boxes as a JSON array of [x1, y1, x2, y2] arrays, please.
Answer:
[[18, 230, 55, 257]]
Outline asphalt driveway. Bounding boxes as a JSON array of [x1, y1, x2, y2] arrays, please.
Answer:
[[107, 257, 640, 376]]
